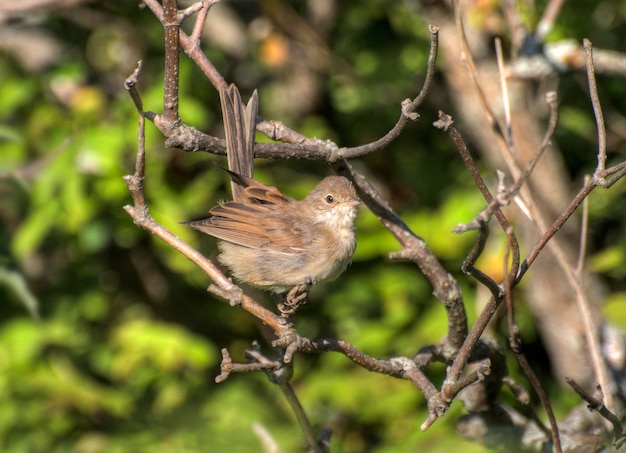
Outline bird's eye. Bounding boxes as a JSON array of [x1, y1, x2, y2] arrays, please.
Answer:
[[325, 195, 334, 204]]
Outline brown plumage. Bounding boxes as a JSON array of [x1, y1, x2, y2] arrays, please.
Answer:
[[183, 171, 360, 293], [185, 84, 359, 293]]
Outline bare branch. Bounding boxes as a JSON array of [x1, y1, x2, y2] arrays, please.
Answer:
[[333, 24, 440, 160], [460, 221, 501, 299], [124, 60, 144, 115], [504, 235, 561, 451], [515, 171, 616, 417], [510, 91, 559, 196], [162, 0, 181, 124], [143, 0, 227, 89], [536, 0, 566, 41], [278, 383, 325, 453], [495, 38, 514, 153], [584, 39, 608, 175], [576, 175, 591, 275], [138, 3, 443, 163], [337, 160, 468, 353], [452, 0, 505, 144], [435, 113, 520, 276], [500, 0, 527, 53], [189, 0, 218, 43], [565, 378, 625, 446]]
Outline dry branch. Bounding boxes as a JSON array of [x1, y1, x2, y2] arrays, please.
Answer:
[[121, 0, 626, 451]]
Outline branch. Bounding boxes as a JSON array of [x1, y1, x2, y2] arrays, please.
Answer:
[[565, 378, 625, 447], [584, 39, 607, 176], [162, 0, 181, 125], [503, 235, 558, 447], [535, 0, 565, 41], [141, 0, 441, 162], [337, 160, 468, 354], [122, 63, 283, 335], [336, 24, 440, 159], [513, 46, 626, 418]]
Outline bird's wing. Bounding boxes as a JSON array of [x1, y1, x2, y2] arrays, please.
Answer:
[[183, 201, 306, 251], [223, 170, 293, 205]]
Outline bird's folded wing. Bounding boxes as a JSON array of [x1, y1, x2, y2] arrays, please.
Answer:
[[222, 170, 293, 205], [184, 201, 305, 251], [244, 185, 293, 204]]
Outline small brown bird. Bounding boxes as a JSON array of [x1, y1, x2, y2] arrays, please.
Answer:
[[184, 170, 360, 293]]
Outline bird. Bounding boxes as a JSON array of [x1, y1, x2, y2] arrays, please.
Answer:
[[183, 169, 360, 294]]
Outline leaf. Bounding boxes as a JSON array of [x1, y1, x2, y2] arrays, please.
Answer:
[[0, 268, 40, 319]]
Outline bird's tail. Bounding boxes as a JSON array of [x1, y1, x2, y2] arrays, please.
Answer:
[[219, 84, 258, 201]]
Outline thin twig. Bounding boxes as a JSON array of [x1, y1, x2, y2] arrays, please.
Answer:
[[124, 60, 144, 115], [243, 346, 323, 451], [179, 1, 204, 20], [576, 175, 590, 275], [495, 38, 514, 153], [279, 383, 325, 453], [536, 0, 566, 41], [215, 347, 282, 383], [504, 231, 560, 450], [441, 359, 492, 402], [600, 162, 626, 187], [500, 0, 527, 53], [460, 221, 501, 299], [337, 24, 439, 160], [565, 378, 624, 444], [190, 0, 219, 43], [452, 0, 502, 140], [406, 25, 440, 113], [516, 162, 618, 425], [189, 0, 214, 45], [518, 179, 594, 278], [140, 1, 443, 161], [452, 0, 547, 235], [337, 160, 468, 353], [452, 91, 558, 235], [434, 115, 523, 388], [584, 39, 607, 175], [517, 174, 615, 417], [142, 0, 228, 90], [435, 113, 520, 276], [509, 91, 559, 195]]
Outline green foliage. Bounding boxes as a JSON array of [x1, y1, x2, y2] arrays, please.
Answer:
[[0, 297, 220, 450], [603, 293, 626, 328]]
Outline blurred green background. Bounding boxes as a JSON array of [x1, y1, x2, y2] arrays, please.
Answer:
[[2, 1, 626, 451]]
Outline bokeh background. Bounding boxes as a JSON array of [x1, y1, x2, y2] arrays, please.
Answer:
[[2, 1, 626, 451]]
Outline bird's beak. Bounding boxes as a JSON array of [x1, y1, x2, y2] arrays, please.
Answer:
[[344, 198, 361, 207]]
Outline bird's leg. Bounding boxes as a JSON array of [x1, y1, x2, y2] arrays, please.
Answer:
[[277, 278, 312, 316]]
